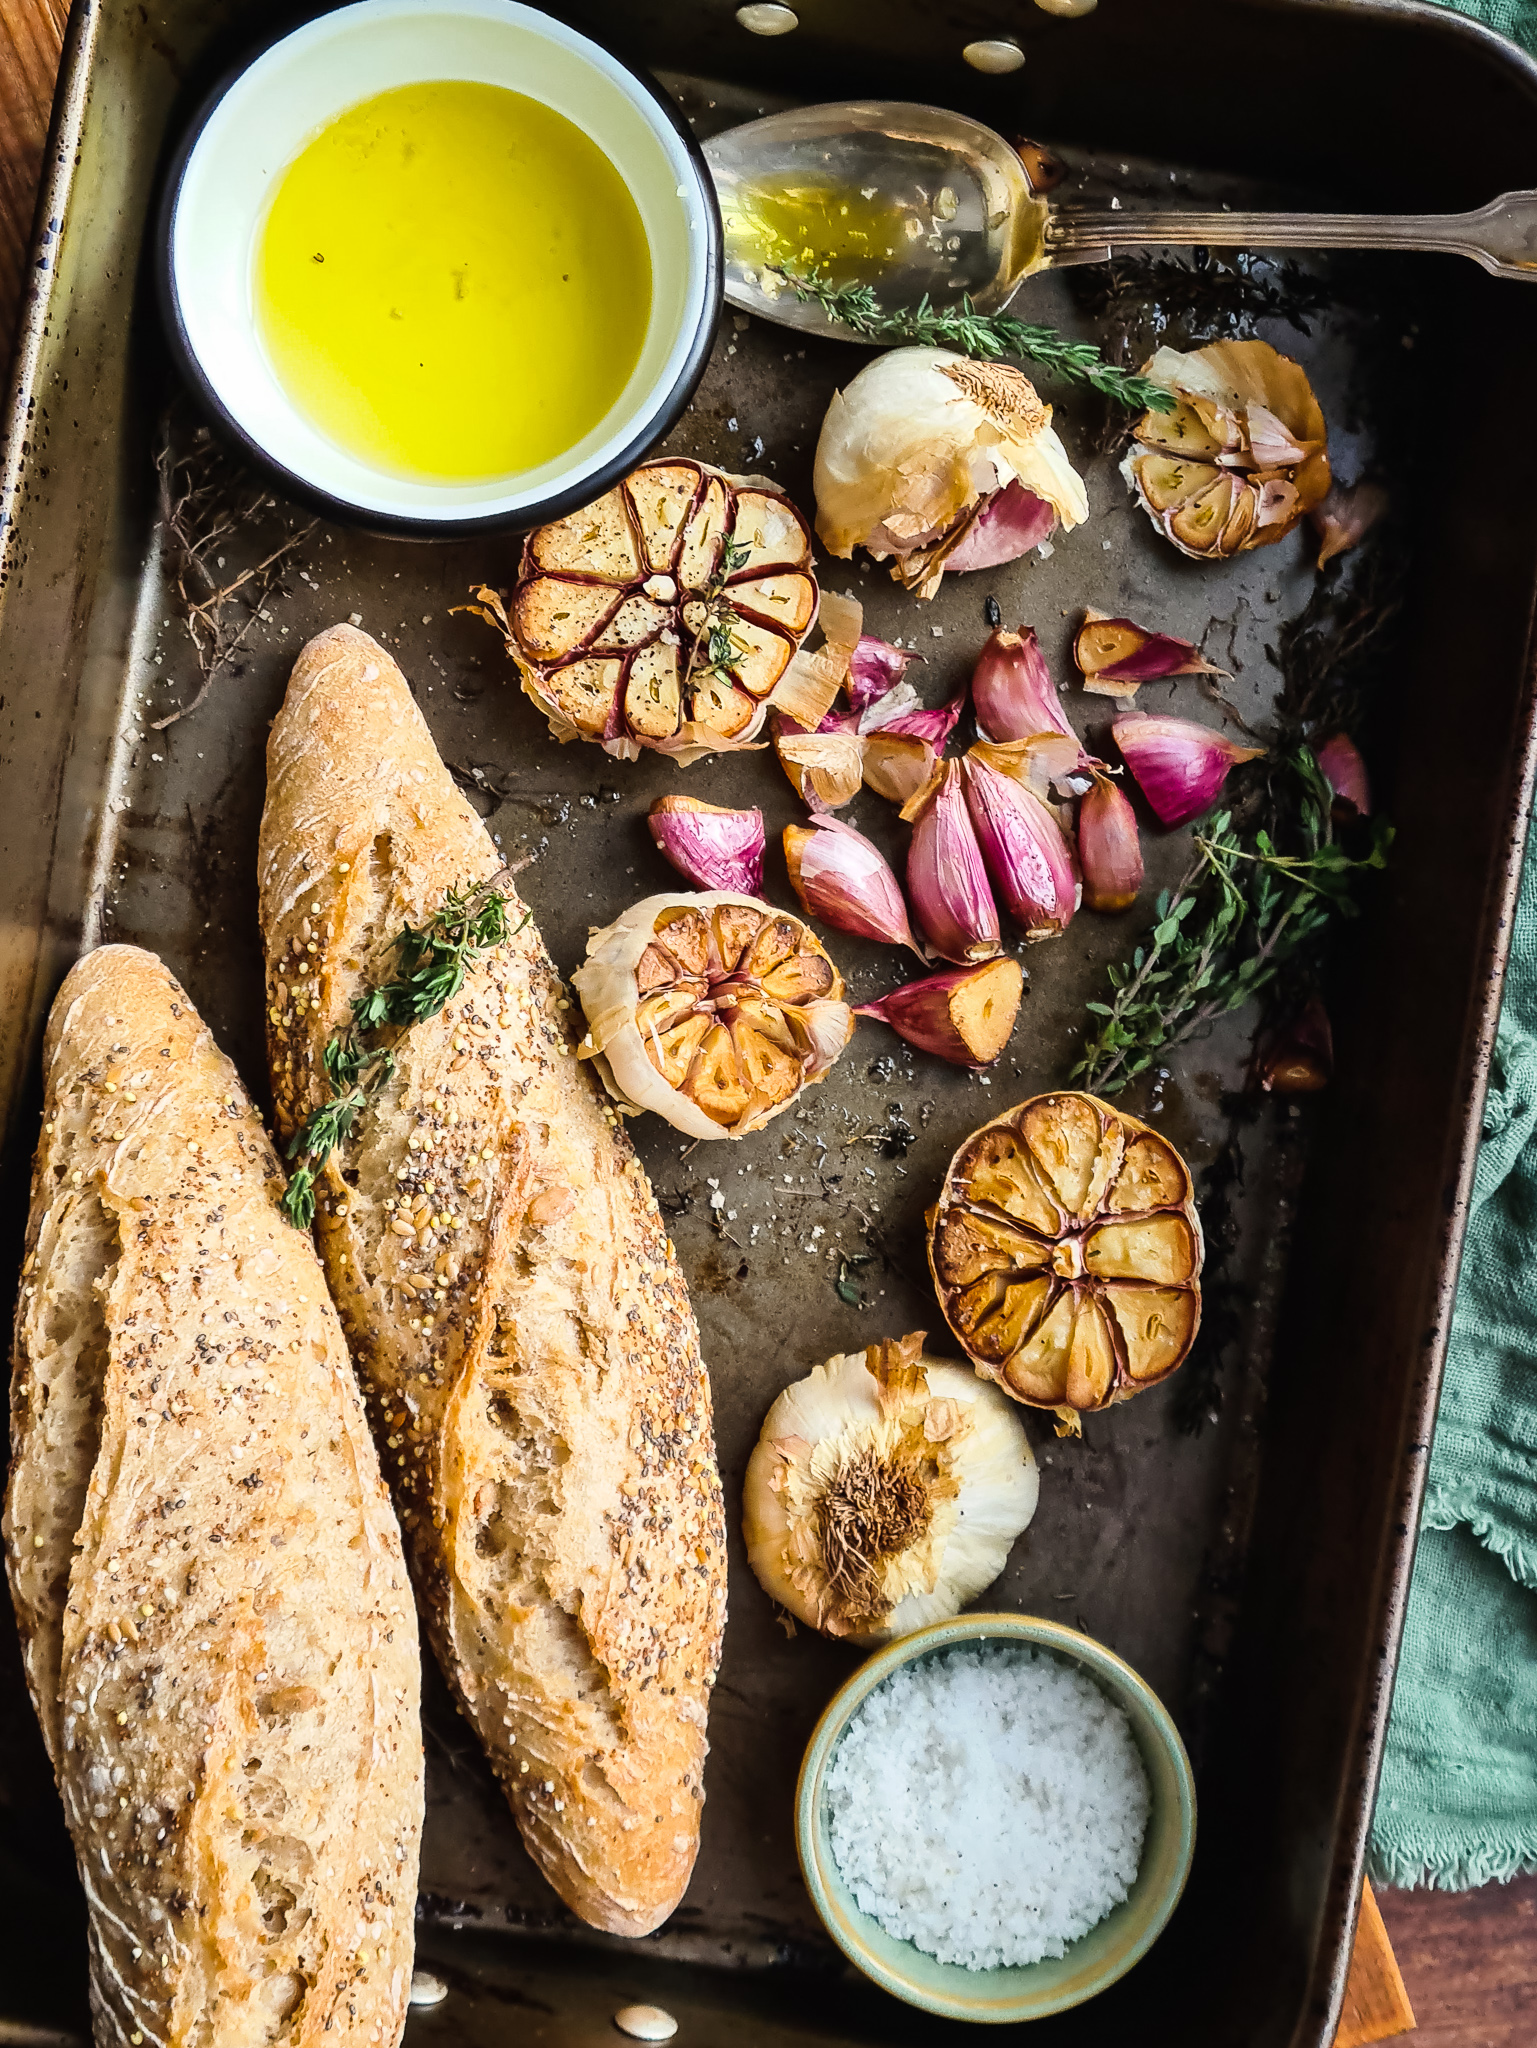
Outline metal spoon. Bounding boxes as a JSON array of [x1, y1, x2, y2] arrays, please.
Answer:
[[703, 100, 1537, 341]]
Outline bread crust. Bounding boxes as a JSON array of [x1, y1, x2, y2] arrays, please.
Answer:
[[257, 625, 726, 1937], [4, 945, 422, 2048]]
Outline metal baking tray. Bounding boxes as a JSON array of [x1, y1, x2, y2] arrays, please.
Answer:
[[3, 1, 1536, 2042]]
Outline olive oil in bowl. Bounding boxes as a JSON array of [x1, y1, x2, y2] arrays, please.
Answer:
[[255, 79, 653, 485]]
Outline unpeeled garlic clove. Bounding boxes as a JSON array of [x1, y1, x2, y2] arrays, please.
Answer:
[[1075, 608, 1223, 697], [971, 625, 1075, 743], [855, 957, 1023, 1068], [648, 796, 766, 895], [1113, 713, 1263, 829], [1315, 732, 1371, 818], [1255, 996, 1333, 1093], [1312, 480, 1388, 568], [962, 752, 1079, 941], [903, 760, 1003, 964], [784, 817, 923, 956], [1077, 773, 1143, 913]]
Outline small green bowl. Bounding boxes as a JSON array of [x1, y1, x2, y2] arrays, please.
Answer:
[[795, 1613, 1196, 2024]]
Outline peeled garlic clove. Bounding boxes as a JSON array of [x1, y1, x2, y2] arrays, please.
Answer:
[[962, 752, 1079, 941], [572, 893, 852, 1138], [1113, 712, 1263, 829], [856, 957, 1023, 1068], [1075, 608, 1223, 696], [1077, 773, 1144, 913], [648, 796, 766, 895], [813, 348, 1088, 602], [1123, 339, 1330, 561], [784, 816, 923, 956], [742, 1333, 1039, 1642], [467, 460, 818, 763], [1316, 732, 1371, 818], [971, 625, 1075, 743], [903, 760, 1003, 964], [928, 1091, 1204, 1425]]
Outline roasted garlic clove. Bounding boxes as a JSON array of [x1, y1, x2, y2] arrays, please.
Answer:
[[468, 461, 822, 763], [927, 1091, 1204, 1433], [742, 1333, 1039, 1643], [1123, 340, 1330, 562], [572, 891, 853, 1139]]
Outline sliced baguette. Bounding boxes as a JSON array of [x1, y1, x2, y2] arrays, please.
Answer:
[[257, 625, 726, 1938], [5, 945, 422, 2048]]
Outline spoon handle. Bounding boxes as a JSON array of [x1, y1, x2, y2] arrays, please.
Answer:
[[1045, 190, 1537, 282]]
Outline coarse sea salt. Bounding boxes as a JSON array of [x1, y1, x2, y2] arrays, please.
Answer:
[[824, 1643, 1151, 1971]]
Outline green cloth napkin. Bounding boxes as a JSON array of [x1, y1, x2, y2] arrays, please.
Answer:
[[1369, 826, 1537, 1887], [1366, 0, 1537, 1892], [1437, 0, 1537, 50]]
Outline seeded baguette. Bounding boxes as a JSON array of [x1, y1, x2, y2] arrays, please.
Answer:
[[258, 624, 727, 1938], [4, 945, 422, 2048]]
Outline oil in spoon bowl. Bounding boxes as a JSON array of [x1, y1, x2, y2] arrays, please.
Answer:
[[703, 102, 1051, 340]]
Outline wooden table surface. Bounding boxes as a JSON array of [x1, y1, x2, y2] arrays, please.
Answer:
[[0, 4, 1532, 2045]]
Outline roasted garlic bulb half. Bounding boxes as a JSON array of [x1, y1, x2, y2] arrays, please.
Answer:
[[928, 1091, 1203, 1433]]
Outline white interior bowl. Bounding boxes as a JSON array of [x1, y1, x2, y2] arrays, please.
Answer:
[[159, 0, 720, 534]]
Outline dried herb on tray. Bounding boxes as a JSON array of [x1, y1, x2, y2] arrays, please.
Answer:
[[1072, 750, 1391, 1097]]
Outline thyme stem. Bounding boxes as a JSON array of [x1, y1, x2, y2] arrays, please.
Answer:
[[280, 875, 525, 1228], [773, 272, 1176, 413]]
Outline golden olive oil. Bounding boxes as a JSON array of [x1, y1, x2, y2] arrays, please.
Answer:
[[723, 178, 916, 288], [256, 80, 652, 483]]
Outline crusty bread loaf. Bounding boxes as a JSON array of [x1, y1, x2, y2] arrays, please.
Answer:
[[4, 945, 423, 2048], [257, 625, 727, 1938]]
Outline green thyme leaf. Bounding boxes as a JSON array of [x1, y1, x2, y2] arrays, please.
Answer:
[[775, 272, 1176, 413], [279, 875, 521, 1228]]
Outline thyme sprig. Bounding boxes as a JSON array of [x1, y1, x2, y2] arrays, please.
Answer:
[[1072, 752, 1392, 1097], [774, 272, 1176, 413], [684, 534, 753, 689], [280, 877, 522, 1229]]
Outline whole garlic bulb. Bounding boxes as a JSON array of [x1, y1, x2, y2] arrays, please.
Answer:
[[813, 348, 1089, 600], [743, 1333, 1039, 1643]]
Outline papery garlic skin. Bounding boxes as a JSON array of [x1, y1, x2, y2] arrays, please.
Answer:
[[1113, 713, 1263, 829], [742, 1336, 1038, 1643], [963, 753, 1080, 940], [572, 891, 853, 1139], [784, 817, 923, 955], [904, 760, 1003, 964], [848, 634, 916, 714], [649, 796, 766, 894], [814, 349, 1088, 600]]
